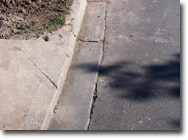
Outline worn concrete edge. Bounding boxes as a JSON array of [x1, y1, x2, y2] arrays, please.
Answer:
[[84, 44, 103, 130], [86, 1, 107, 130], [41, 0, 87, 130]]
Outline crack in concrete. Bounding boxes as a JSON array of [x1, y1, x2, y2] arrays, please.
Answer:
[[86, 0, 107, 130], [20, 48, 58, 89]]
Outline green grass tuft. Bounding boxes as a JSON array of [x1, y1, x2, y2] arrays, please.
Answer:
[[52, 16, 66, 27]]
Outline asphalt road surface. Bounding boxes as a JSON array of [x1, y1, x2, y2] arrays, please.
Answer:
[[88, 0, 180, 130]]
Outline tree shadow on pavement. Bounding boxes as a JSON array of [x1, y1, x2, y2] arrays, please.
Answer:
[[112, 53, 180, 101], [74, 53, 180, 129], [75, 53, 180, 101]]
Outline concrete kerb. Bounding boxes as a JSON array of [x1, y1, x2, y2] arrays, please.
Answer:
[[41, 0, 87, 130], [48, 0, 106, 130], [0, 0, 87, 130]]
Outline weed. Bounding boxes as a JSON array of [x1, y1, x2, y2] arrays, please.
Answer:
[[52, 16, 66, 27]]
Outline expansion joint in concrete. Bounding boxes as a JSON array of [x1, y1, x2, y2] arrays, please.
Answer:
[[77, 37, 101, 43]]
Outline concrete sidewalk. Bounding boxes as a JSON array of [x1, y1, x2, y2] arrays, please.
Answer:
[[0, 0, 87, 130]]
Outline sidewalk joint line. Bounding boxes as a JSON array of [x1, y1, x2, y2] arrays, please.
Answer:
[[20, 49, 58, 89]]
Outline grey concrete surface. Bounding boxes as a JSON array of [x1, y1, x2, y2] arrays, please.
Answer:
[[78, 2, 106, 42], [0, 40, 56, 130], [48, 1, 106, 130], [88, 0, 180, 130], [0, 0, 87, 130], [48, 42, 103, 130]]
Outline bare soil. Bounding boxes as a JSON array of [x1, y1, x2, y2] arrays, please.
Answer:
[[0, 0, 73, 40]]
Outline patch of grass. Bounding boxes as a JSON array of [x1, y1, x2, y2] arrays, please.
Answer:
[[25, 3, 68, 33], [46, 24, 52, 29], [26, 15, 65, 33], [51, 15, 66, 27]]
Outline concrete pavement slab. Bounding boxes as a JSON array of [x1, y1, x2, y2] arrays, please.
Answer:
[[0, 30, 75, 130], [13, 29, 75, 88], [78, 2, 106, 42], [0, 0, 87, 130], [0, 40, 56, 130]]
